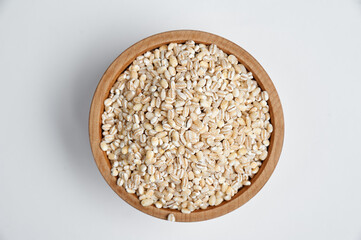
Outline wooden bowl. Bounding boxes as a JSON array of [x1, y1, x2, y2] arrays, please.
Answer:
[[89, 30, 284, 222]]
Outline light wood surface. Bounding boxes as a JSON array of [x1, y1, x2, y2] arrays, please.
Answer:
[[89, 30, 284, 222]]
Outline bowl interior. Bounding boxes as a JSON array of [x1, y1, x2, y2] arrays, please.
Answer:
[[89, 30, 284, 222]]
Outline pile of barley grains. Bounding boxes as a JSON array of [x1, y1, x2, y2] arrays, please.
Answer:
[[100, 41, 273, 213]]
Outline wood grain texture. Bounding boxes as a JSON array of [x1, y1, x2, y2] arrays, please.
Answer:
[[89, 30, 284, 222]]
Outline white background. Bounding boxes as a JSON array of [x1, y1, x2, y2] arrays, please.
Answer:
[[1, 0, 361, 239]]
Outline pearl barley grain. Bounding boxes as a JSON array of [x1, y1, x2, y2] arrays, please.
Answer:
[[100, 41, 272, 214], [167, 213, 176, 222], [141, 198, 153, 207]]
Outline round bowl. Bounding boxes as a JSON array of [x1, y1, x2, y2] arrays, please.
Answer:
[[89, 30, 284, 222]]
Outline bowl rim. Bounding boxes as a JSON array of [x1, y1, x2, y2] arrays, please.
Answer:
[[89, 30, 284, 222]]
